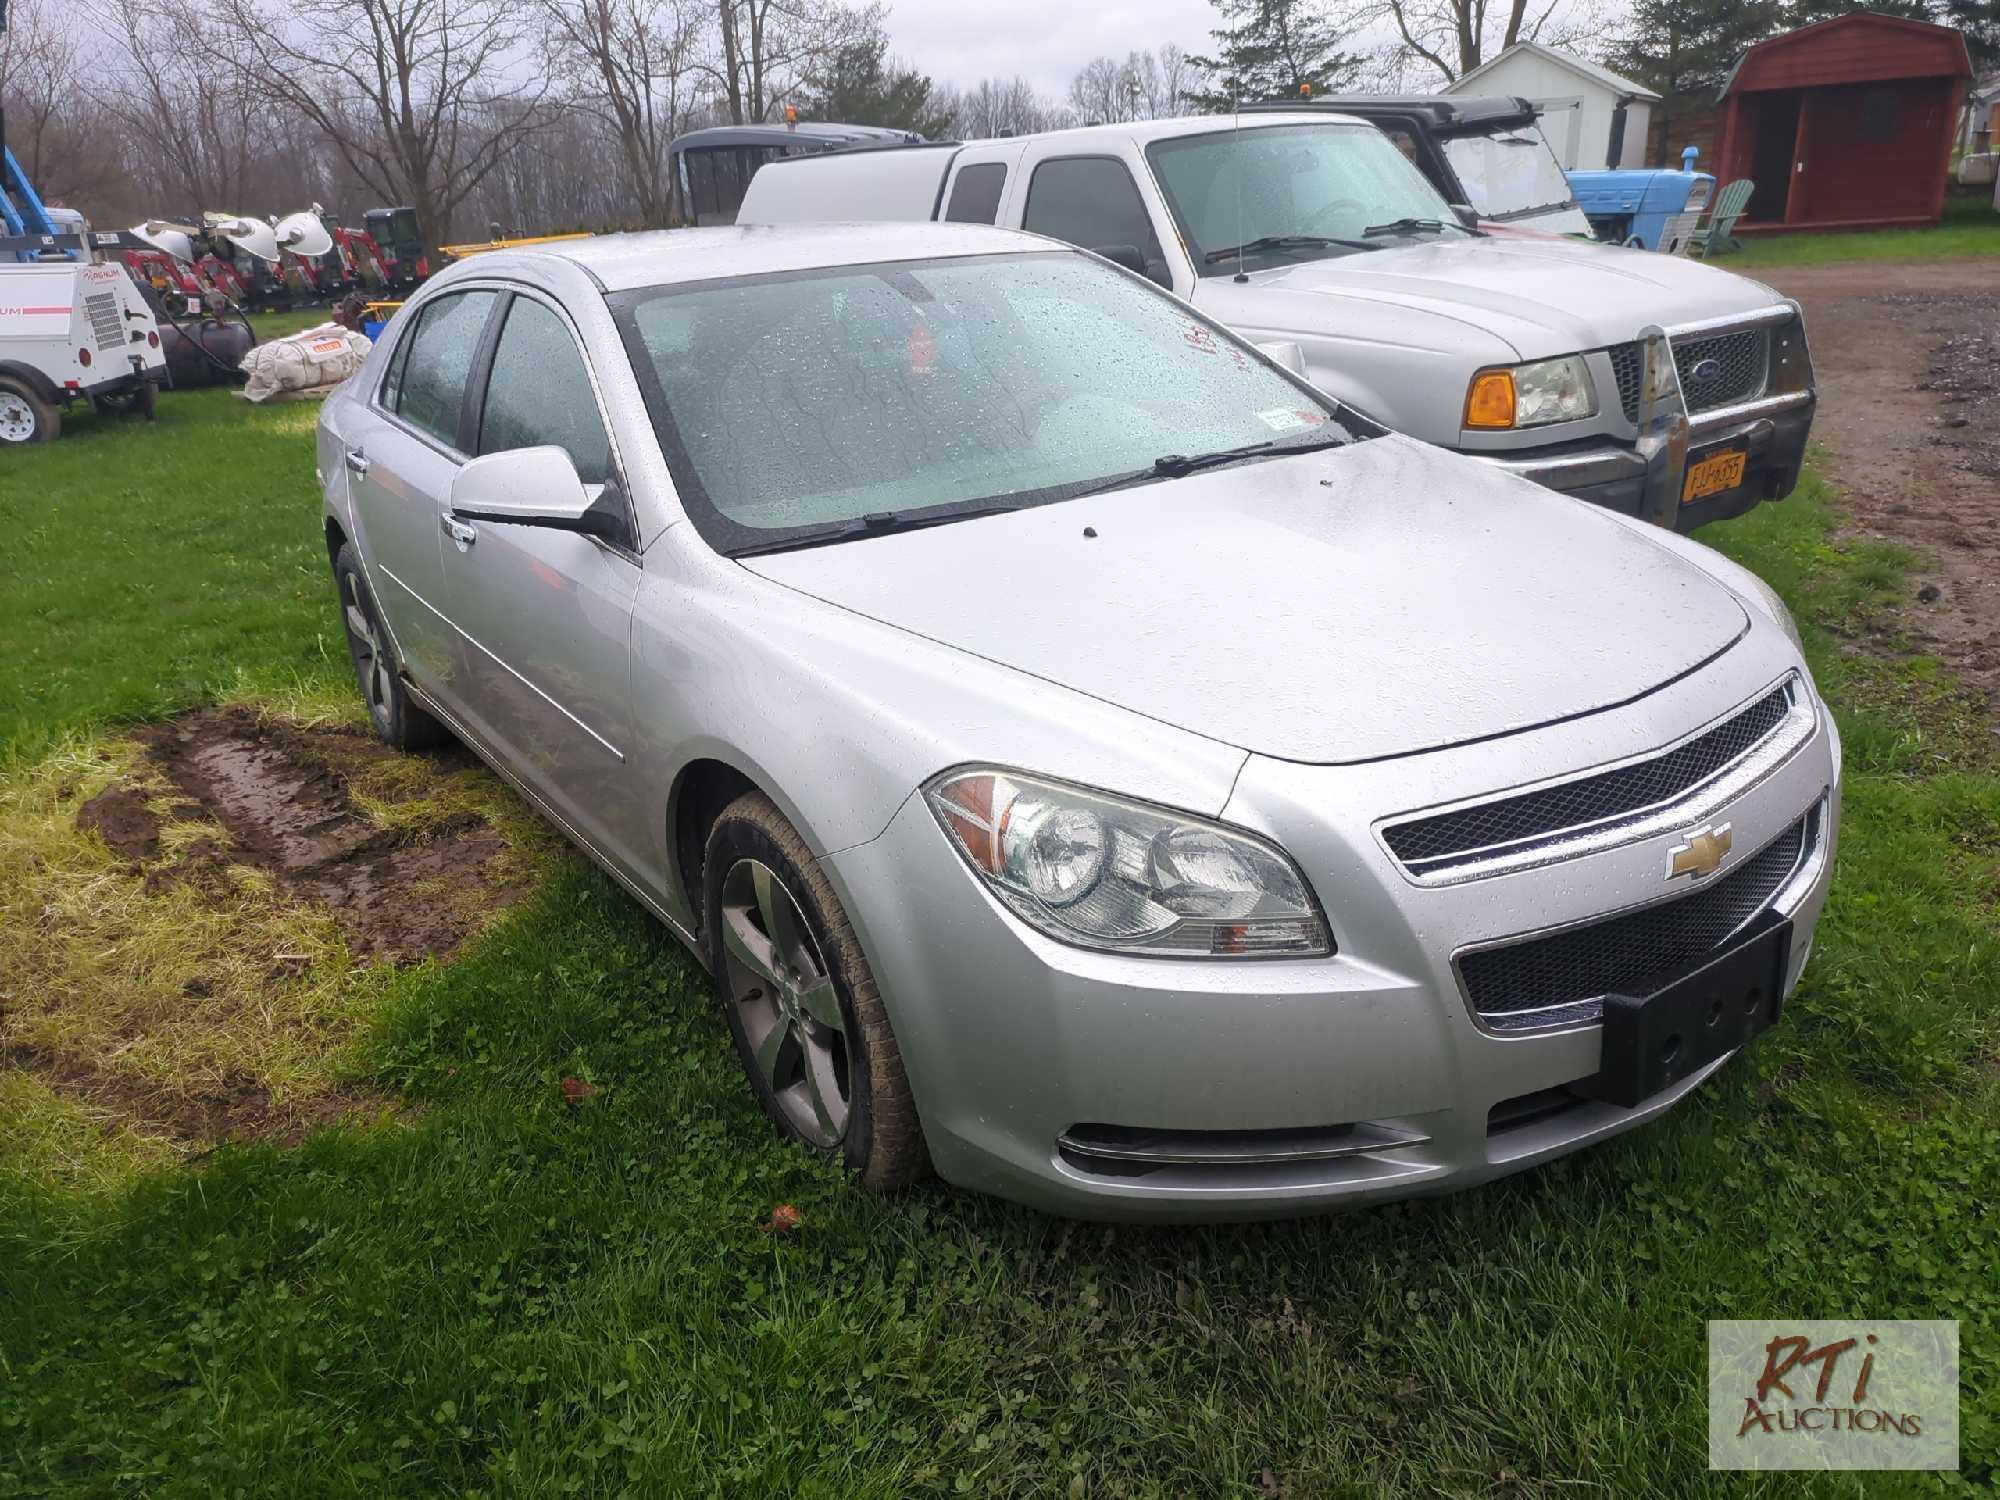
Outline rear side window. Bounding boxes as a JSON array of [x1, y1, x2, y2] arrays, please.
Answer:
[[392, 289, 497, 448], [477, 297, 611, 485], [1022, 157, 1164, 270], [944, 163, 1008, 224]]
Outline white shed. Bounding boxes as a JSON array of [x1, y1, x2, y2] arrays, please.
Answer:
[[1445, 43, 1660, 171]]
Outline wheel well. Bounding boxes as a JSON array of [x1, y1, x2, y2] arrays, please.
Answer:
[[325, 517, 348, 570], [672, 759, 757, 934]]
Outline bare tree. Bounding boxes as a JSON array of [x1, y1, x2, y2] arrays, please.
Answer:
[[1154, 42, 1192, 118], [1351, 0, 1590, 85], [706, 0, 882, 123], [538, 0, 703, 225], [934, 75, 1070, 138], [2, 0, 122, 207], [204, 0, 557, 242]]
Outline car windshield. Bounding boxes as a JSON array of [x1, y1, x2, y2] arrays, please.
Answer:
[[612, 251, 1366, 556], [1440, 126, 1579, 220], [1146, 122, 1476, 275]]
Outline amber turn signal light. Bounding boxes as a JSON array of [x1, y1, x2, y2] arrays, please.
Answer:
[[1464, 370, 1516, 430]]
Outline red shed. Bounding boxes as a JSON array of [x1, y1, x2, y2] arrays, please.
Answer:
[[1713, 12, 1973, 232]]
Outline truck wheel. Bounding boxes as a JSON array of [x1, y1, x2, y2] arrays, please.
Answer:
[[0, 379, 57, 445], [703, 791, 930, 1191]]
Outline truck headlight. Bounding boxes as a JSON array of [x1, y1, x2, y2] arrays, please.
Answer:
[[1465, 355, 1599, 430], [925, 769, 1332, 958]]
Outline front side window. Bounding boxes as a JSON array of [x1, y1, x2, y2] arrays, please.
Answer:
[[477, 298, 611, 485], [1147, 123, 1475, 275], [393, 289, 497, 447], [1022, 157, 1166, 276], [1440, 126, 1578, 219], [613, 251, 1365, 557]]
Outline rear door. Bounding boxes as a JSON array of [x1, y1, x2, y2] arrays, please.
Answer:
[[937, 142, 1027, 225], [436, 289, 646, 876], [344, 287, 500, 690]]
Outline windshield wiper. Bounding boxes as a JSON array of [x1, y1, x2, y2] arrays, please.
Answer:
[[1362, 217, 1455, 238], [1202, 234, 1369, 265], [728, 503, 1023, 558], [1068, 430, 1351, 500]]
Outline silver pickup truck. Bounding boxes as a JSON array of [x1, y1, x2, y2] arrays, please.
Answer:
[[738, 111, 1817, 533]]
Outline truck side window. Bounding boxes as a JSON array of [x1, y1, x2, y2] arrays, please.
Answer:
[[1022, 157, 1167, 283], [944, 163, 1008, 224]]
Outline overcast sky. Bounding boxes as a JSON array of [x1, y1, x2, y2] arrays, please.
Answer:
[[886, 0, 1225, 102]]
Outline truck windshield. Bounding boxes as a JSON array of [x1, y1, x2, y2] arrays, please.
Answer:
[[1147, 122, 1475, 275], [612, 251, 1366, 557], [1440, 127, 1579, 220]]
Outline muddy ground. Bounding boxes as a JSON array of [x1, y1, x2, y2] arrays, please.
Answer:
[[9, 707, 535, 1152], [1761, 258, 2000, 715]]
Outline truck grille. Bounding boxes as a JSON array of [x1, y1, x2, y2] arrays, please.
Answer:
[[83, 292, 123, 352], [1384, 682, 1799, 877], [1457, 812, 1811, 1032], [1609, 327, 1771, 422]]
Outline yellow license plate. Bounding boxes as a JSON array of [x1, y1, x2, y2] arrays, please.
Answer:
[[1684, 449, 1748, 502]]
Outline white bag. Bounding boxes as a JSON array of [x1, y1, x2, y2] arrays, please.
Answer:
[[240, 322, 374, 403]]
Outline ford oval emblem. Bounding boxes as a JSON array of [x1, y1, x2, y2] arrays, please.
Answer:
[[1688, 357, 1724, 385]]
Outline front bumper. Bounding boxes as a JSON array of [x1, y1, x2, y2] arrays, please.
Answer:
[[1468, 389, 1815, 533], [824, 645, 1840, 1222]]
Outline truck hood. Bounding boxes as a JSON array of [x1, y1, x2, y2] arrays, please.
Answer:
[[1233, 236, 1784, 361], [743, 437, 1749, 765]]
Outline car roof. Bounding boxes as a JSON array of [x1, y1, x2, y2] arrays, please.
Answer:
[[450, 222, 1058, 294]]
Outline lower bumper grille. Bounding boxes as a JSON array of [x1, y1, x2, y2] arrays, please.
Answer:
[[1458, 810, 1814, 1032], [1057, 1121, 1429, 1178]]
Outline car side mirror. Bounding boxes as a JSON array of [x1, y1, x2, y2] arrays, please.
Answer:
[[1254, 340, 1309, 378], [449, 446, 628, 544]]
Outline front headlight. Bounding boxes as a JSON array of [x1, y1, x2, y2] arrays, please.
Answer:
[[1464, 355, 1599, 430], [1740, 571, 1805, 654], [924, 768, 1331, 958]]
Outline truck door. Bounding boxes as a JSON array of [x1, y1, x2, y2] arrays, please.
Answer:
[[1012, 141, 1188, 294]]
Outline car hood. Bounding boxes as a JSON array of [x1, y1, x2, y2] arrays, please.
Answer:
[[743, 437, 1749, 765], [1233, 236, 1785, 361]]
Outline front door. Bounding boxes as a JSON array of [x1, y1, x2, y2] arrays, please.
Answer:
[[346, 288, 499, 691], [436, 290, 647, 877]]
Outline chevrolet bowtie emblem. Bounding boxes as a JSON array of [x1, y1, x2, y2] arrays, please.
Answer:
[[1668, 823, 1733, 880]]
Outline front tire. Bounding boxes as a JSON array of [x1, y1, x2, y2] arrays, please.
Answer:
[[0, 378, 58, 445], [703, 792, 928, 1190], [332, 541, 451, 751]]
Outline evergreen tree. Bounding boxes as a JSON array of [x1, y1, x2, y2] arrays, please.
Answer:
[[1938, 0, 2000, 70], [1608, 0, 1783, 153], [1185, 0, 1360, 112], [799, 32, 952, 138]]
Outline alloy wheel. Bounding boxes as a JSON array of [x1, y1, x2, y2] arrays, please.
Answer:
[[340, 570, 392, 721], [717, 857, 853, 1149]]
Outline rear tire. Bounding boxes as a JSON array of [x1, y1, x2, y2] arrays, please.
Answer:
[[0, 378, 58, 445], [703, 792, 929, 1190], [332, 541, 451, 751]]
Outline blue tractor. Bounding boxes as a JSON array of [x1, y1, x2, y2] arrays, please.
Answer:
[[1569, 147, 1715, 251]]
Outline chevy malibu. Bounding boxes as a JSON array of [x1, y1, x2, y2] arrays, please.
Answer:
[[318, 224, 1839, 1220], [739, 113, 1818, 534]]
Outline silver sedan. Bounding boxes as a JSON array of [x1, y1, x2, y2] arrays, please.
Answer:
[[317, 223, 1838, 1220]]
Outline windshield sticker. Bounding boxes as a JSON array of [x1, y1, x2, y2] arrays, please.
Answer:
[[1256, 407, 1325, 433]]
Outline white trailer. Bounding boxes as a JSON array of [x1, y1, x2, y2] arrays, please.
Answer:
[[0, 261, 169, 444]]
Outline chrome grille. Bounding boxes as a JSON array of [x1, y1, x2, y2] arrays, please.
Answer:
[[84, 292, 123, 351], [1458, 814, 1809, 1033], [1609, 327, 1771, 421], [1385, 684, 1796, 876]]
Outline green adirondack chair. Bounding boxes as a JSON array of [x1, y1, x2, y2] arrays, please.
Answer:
[[1693, 179, 1756, 256]]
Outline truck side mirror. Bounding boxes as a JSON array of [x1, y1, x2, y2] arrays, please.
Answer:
[[1091, 243, 1148, 276]]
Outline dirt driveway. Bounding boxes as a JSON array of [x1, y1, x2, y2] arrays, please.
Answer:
[[1759, 258, 2000, 706]]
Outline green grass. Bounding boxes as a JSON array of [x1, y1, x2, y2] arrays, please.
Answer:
[[1720, 193, 2000, 270], [2, 407, 1997, 1495]]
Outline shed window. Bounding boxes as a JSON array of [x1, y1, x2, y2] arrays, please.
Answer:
[[1860, 88, 1899, 144]]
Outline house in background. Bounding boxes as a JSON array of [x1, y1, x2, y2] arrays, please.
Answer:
[[1961, 71, 2000, 152], [1445, 42, 1660, 170], [1713, 12, 1974, 232]]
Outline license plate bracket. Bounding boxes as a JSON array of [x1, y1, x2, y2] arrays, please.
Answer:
[[1577, 909, 1792, 1109], [1683, 447, 1749, 503]]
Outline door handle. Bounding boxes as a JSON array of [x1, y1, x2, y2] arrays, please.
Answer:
[[441, 514, 478, 549], [344, 449, 370, 477]]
